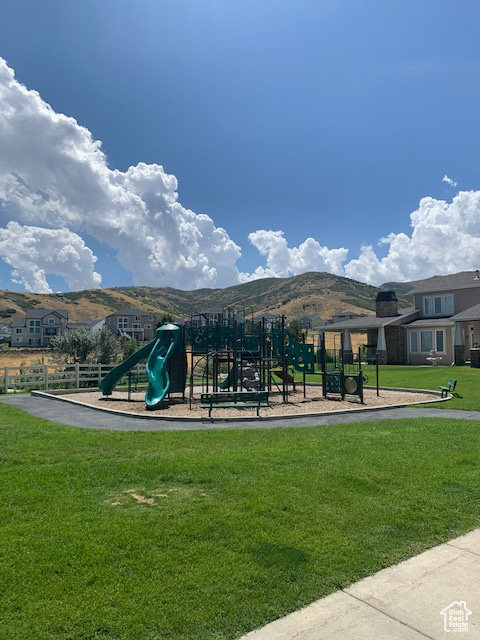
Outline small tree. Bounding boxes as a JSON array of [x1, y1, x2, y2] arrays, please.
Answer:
[[157, 313, 175, 327], [122, 339, 139, 360], [288, 318, 303, 342], [51, 329, 98, 364], [96, 327, 118, 364]]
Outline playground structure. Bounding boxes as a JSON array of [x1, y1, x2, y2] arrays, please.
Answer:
[[99, 313, 370, 411]]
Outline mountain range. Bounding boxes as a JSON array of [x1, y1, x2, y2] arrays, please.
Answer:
[[0, 272, 420, 323]]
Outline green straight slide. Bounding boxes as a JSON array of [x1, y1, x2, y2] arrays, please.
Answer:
[[99, 338, 156, 396]]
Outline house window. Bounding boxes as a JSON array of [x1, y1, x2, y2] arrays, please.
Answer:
[[420, 330, 433, 352], [144, 324, 151, 329], [135, 316, 141, 321], [423, 295, 453, 316], [409, 329, 446, 353], [132, 323, 141, 329], [44, 327, 57, 336], [15, 328, 23, 334], [410, 332, 418, 353], [117, 317, 128, 330], [436, 330, 444, 352], [15, 337, 21, 343], [48, 318, 55, 324], [28, 320, 41, 334], [444, 295, 453, 314]]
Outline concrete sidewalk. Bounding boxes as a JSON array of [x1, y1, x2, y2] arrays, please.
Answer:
[[239, 529, 480, 639]]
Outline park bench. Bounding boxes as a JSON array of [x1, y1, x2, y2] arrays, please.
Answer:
[[201, 390, 269, 418], [439, 378, 457, 398]]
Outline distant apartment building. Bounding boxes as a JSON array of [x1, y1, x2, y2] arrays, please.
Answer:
[[11, 309, 68, 347], [105, 308, 157, 341]]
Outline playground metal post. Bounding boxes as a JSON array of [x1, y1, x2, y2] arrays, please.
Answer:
[[321, 332, 327, 398], [281, 315, 288, 402], [340, 331, 345, 400], [358, 346, 364, 403], [233, 320, 238, 391]]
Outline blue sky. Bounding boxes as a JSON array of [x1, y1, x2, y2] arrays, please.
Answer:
[[1, 0, 480, 292]]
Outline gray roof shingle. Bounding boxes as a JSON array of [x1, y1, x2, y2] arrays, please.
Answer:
[[26, 308, 68, 319], [412, 271, 480, 293], [406, 318, 454, 327], [323, 308, 418, 331], [450, 303, 480, 321]]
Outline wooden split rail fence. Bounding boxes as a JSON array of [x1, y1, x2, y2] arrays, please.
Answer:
[[0, 363, 145, 394]]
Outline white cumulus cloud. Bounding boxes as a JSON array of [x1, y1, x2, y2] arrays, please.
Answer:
[[344, 191, 480, 284], [243, 190, 480, 286], [241, 230, 348, 281], [0, 57, 241, 292], [0, 222, 101, 293]]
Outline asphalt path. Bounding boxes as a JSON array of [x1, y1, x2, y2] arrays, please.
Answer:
[[1, 393, 480, 431]]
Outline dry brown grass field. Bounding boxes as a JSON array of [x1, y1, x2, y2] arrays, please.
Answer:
[[0, 350, 56, 368]]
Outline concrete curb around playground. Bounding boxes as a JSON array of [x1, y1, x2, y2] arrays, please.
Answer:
[[238, 529, 480, 640]]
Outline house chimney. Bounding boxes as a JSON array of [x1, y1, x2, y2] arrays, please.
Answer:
[[376, 291, 398, 317]]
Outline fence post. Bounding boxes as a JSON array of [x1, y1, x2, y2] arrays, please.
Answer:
[[98, 363, 102, 385], [44, 364, 49, 390], [75, 363, 80, 389], [3, 367, 7, 394]]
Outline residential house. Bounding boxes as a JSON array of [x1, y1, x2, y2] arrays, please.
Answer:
[[408, 271, 480, 365], [187, 308, 244, 327], [10, 309, 68, 347], [0, 322, 11, 344], [105, 308, 157, 341], [322, 271, 480, 365], [67, 319, 105, 333], [327, 310, 366, 324], [297, 315, 325, 330], [251, 313, 279, 329]]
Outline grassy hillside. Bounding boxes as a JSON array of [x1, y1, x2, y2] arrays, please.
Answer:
[[0, 272, 415, 323]]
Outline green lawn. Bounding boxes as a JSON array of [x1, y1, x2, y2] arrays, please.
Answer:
[[303, 363, 480, 411], [1, 403, 480, 639], [363, 364, 480, 411]]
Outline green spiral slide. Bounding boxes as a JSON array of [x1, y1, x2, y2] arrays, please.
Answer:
[[145, 324, 182, 409], [99, 324, 184, 410]]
